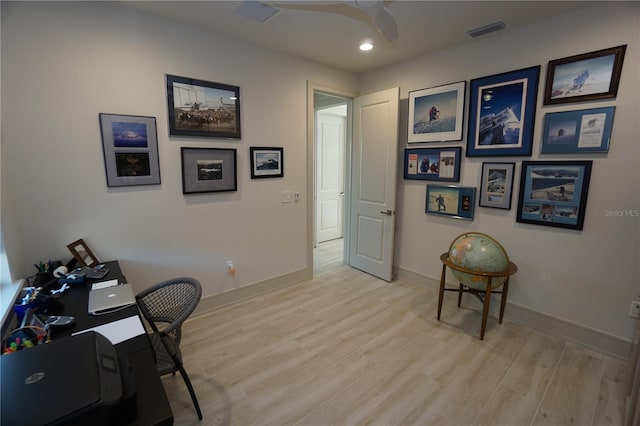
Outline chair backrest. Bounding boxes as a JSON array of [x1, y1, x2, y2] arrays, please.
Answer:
[[136, 277, 202, 349]]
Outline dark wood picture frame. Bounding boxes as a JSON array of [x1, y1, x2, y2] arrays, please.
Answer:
[[181, 147, 237, 194], [467, 66, 540, 157], [166, 74, 241, 139], [250, 147, 284, 179], [403, 147, 462, 182], [67, 238, 99, 267], [516, 160, 592, 230], [543, 45, 626, 105]]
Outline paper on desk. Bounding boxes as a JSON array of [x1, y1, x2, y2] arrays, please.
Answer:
[[91, 279, 119, 290], [72, 315, 145, 345]]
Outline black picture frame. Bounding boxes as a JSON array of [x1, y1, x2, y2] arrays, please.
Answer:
[[540, 107, 615, 154], [404, 147, 461, 182], [479, 162, 515, 210], [467, 66, 540, 157], [516, 160, 592, 230], [407, 81, 466, 143], [543, 45, 626, 105], [426, 184, 476, 220], [250, 147, 284, 179], [181, 147, 237, 194], [99, 113, 160, 187], [166, 74, 241, 139]]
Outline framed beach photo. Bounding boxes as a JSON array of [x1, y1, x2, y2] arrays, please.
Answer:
[[540, 107, 615, 154], [166, 74, 241, 139], [404, 147, 461, 182], [426, 185, 476, 220], [479, 162, 515, 210], [467, 66, 540, 157], [250, 147, 284, 179], [181, 147, 237, 194], [408, 81, 466, 143], [99, 113, 161, 187], [516, 160, 592, 230], [543, 45, 626, 105]]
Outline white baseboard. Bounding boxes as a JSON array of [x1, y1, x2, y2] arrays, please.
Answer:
[[396, 266, 632, 360]]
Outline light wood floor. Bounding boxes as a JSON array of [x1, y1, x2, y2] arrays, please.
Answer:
[[165, 238, 628, 425]]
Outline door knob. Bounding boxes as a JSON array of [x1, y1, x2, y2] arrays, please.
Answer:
[[379, 209, 393, 216]]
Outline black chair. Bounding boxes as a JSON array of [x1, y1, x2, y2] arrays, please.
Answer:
[[136, 277, 203, 420]]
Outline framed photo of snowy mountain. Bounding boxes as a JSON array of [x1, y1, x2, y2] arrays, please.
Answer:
[[543, 45, 626, 105], [408, 81, 466, 143], [516, 160, 592, 230], [479, 162, 515, 210], [540, 107, 615, 154], [467, 66, 540, 157]]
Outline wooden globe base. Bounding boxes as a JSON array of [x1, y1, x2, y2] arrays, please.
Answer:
[[438, 252, 518, 340]]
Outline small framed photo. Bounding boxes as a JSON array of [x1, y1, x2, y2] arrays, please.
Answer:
[[404, 147, 461, 182], [250, 147, 284, 179], [408, 81, 466, 143], [426, 184, 476, 220], [516, 160, 593, 230], [166, 74, 241, 139], [99, 113, 160, 187], [67, 238, 99, 267], [467, 66, 540, 157], [541, 107, 615, 154], [181, 147, 237, 194], [543, 45, 626, 105], [479, 162, 515, 210]]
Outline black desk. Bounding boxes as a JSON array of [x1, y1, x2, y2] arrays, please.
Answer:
[[51, 260, 173, 426]]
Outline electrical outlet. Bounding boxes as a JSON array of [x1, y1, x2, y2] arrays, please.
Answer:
[[629, 301, 640, 318], [225, 260, 236, 276]]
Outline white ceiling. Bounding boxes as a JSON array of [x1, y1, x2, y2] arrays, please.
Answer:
[[121, 1, 595, 74]]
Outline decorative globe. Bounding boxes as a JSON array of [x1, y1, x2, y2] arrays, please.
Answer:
[[447, 232, 509, 290]]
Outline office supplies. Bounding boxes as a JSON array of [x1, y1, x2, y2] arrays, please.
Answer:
[[91, 279, 119, 290], [1, 331, 126, 425], [72, 315, 145, 345], [87, 283, 135, 315]]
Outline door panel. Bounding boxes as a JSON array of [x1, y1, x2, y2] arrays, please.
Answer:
[[349, 88, 399, 281]]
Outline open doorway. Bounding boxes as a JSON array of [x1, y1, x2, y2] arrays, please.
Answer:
[[313, 90, 351, 266]]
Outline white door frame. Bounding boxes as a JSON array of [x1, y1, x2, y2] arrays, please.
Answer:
[[307, 82, 358, 271]]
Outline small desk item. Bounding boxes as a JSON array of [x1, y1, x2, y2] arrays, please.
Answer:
[[88, 283, 135, 315], [438, 252, 518, 340]]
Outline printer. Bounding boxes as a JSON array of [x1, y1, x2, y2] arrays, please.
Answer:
[[1, 331, 136, 425]]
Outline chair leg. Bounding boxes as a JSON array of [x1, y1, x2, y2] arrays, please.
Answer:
[[480, 278, 493, 340], [173, 357, 203, 421], [437, 263, 447, 320]]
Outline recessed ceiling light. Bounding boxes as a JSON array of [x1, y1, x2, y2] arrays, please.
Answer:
[[359, 42, 374, 51]]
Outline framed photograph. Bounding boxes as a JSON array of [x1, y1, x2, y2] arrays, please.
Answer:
[[166, 74, 241, 139], [541, 107, 615, 154], [408, 81, 466, 143], [516, 160, 592, 230], [67, 238, 99, 267], [181, 147, 237, 194], [467, 66, 540, 157], [543, 45, 626, 105], [98, 113, 160, 187], [425, 185, 476, 220], [250, 147, 284, 179], [404, 147, 461, 181], [479, 162, 515, 210]]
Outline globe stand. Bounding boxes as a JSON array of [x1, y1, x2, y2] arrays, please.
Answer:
[[438, 252, 518, 340]]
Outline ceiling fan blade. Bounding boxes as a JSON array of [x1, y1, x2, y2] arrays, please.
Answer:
[[373, 5, 398, 41]]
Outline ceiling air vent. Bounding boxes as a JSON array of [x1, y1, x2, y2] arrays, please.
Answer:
[[233, 1, 279, 23], [467, 21, 506, 38]]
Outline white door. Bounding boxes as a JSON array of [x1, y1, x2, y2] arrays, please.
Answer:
[[349, 88, 399, 281], [316, 107, 345, 243]]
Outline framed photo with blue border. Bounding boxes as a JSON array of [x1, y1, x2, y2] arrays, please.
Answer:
[[467, 66, 540, 157], [408, 81, 466, 143], [426, 184, 476, 220], [541, 107, 615, 154], [516, 160, 592, 230], [479, 162, 515, 210], [404, 147, 461, 181]]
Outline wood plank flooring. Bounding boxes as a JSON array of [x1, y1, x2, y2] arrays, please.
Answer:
[[165, 238, 628, 425]]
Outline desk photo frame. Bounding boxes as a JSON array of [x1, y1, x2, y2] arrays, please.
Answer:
[[67, 238, 99, 267]]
